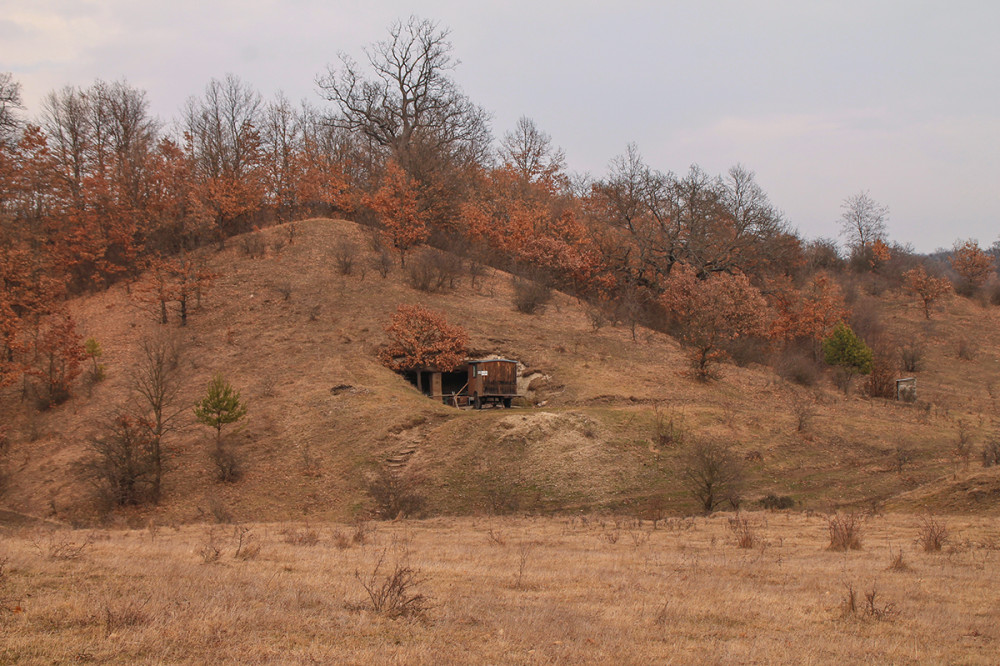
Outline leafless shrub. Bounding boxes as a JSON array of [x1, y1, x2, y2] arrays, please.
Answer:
[[775, 348, 822, 387], [197, 529, 222, 563], [486, 525, 506, 547], [308, 305, 321, 322], [827, 512, 864, 551], [759, 494, 794, 510], [352, 519, 375, 546], [586, 304, 607, 331], [372, 249, 393, 279], [232, 525, 261, 560], [240, 230, 266, 258], [513, 542, 532, 589], [599, 520, 621, 544], [894, 446, 913, 473], [954, 421, 975, 469], [210, 443, 243, 483], [886, 545, 909, 571], [206, 496, 233, 524], [271, 237, 286, 255], [626, 519, 651, 548], [103, 598, 149, 637], [512, 274, 552, 315], [355, 549, 428, 618], [865, 348, 897, 399], [789, 392, 817, 433], [899, 341, 924, 372], [30, 530, 95, 560], [957, 337, 979, 361], [916, 515, 948, 552], [331, 529, 351, 550], [467, 259, 486, 289], [364, 465, 425, 519], [683, 440, 744, 513], [334, 239, 358, 275], [285, 222, 298, 244], [407, 247, 460, 292], [841, 582, 858, 616], [982, 440, 1000, 467], [728, 512, 759, 549], [863, 585, 897, 621], [272, 282, 292, 301], [652, 406, 685, 448], [282, 526, 320, 546]]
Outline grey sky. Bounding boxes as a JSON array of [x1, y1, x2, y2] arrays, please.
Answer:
[[3, 0, 998, 252]]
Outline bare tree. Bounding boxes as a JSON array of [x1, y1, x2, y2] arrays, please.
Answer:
[[0, 72, 24, 145], [499, 116, 565, 183], [839, 190, 888, 250], [682, 440, 744, 513], [131, 335, 183, 502], [317, 16, 491, 173]]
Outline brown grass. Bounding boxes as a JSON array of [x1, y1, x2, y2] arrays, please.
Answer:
[[1, 512, 998, 663]]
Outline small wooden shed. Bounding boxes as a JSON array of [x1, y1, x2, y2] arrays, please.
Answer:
[[408, 358, 519, 409]]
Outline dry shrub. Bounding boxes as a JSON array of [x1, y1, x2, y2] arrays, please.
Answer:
[[652, 406, 685, 448], [916, 515, 948, 552], [103, 598, 150, 637], [894, 446, 913, 473], [240, 230, 266, 258], [352, 519, 375, 545], [272, 282, 292, 301], [232, 525, 261, 560], [865, 346, 897, 399], [775, 347, 822, 387], [957, 338, 979, 361], [759, 494, 794, 511], [827, 512, 864, 551], [210, 443, 242, 483], [683, 440, 744, 513], [334, 239, 358, 275], [954, 421, 975, 468], [407, 248, 461, 292], [512, 274, 552, 315], [331, 529, 351, 550], [982, 440, 1000, 468], [789, 392, 817, 433], [355, 549, 428, 618], [364, 465, 425, 519], [30, 530, 94, 560], [898, 341, 924, 372], [197, 530, 222, 563], [373, 248, 393, 279], [886, 545, 909, 572], [282, 526, 320, 546], [727, 513, 759, 549], [842, 582, 897, 621]]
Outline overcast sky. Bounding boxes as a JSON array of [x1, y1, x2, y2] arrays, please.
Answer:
[[3, 0, 998, 252]]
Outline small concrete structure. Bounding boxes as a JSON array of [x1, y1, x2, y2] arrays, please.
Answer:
[[896, 377, 917, 402]]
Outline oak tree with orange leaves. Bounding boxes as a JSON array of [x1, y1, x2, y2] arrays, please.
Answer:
[[367, 161, 429, 267], [903, 265, 951, 319], [950, 240, 994, 293], [30, 310, 86, 406], [378, 304, 468, 373], [661, 263, 769, 379]]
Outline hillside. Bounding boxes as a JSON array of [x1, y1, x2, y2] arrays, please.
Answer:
[[2, 217, 1000, 526]]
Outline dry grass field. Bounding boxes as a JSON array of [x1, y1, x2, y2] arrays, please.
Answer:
[[2, 512, 998, 664]]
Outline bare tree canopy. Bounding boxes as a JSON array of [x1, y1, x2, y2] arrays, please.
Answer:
[[499, 116, 565, 182], [316, 16, 491, 172], [0, 72, 24, 144], [839, 190, 888, 249]]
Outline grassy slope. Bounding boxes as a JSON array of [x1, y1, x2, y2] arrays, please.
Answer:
[[1, 217, 999, 525]]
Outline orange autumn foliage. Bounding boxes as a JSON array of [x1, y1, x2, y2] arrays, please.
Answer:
[[950, 240, 994, 290], [661, 263, 769, 379], [378, 304, 468, 373], [903, 265, 951, 319], [367, 161, 429, 266]]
